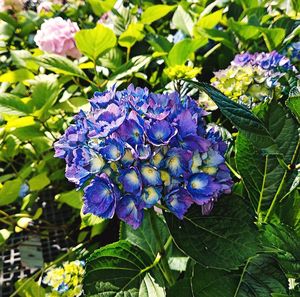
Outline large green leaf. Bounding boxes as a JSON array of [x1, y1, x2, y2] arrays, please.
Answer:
[[164, 195, 258, 269], [0, 178, 22, 206], [119, 23, 144, 49], [75, 25, 116, 61], [120, 210, 169, 259], [31, 54, 90, 81], [192, 255, 288, 296], [172, 6, 194, 36], [260, 28, 286, 51], [83, 240, 158, 296], [141, 5, 176, 25], [228, 19, 260, 40], [235, 102, 299, 216], [55, 190, 83, 209], [87, 0, 116, 16], [262, 223, 300, 275], [0, 93, 31, 116], [0, 69, 34, 83], [286, 86, 300, 122], [186, 81, 271, 136], [168, 39, 207, 66]]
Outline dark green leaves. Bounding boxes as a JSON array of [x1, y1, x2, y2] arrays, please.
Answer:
[[235, 102, 299, 216], [165, 195, 258, 269], [186, 81, 269, 135], [83, 240, 155, 296], [192, 255, 288, 297]]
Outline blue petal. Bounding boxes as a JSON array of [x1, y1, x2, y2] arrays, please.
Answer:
[[100, 139, 125, 161], [116, 195, 144, 229], [146, 120, 177, 146], [140, 165, 162, 186], [83, 175, 117, 219], [164, 188, 193, 219], [119, 167, 142, 194], [141, 187, 161, 208]]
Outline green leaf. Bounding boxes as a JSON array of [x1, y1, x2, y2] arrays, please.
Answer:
[[32, 54, 90, 81], [75, 25, 116, 61], [119, 23, 144, 49], [31, 77, 59, 111], [0, 93, 30, 116], [141, 5, 176, 25], [120, 210, 169, 259], [87, 0, 116, 16], [262, 223, 300, 275], [15, 278, 45, 297], [186, 81, 270, 135], [192, 255, 288, 296], [286, 86, 300, 122], [228, 19, 260, 40], [235, 102, 299, 215], [80, 211, 106, 229], [28, 173, 50, 191], [167, 278, 193, 297], [172, 6, 194, 36], [168, 39, 207, 66], [0, 178, 22, 206], [164, 195, 258, 270], [196, 9, 223, 29], [139, 274, 165, 297], [0, 69, 34, 83], [260, 28, 286, 51], [83, 240, 156, 296], [55, 190, 83, 209], [0, 229, 11, 245]]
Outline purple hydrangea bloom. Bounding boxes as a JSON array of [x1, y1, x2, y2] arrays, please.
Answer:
[[55, 84, 233, 228], [83, 174, 118, 219], [232, 51, 296, 72]]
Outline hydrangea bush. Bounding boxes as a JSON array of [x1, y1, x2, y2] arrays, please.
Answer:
[[54, 85, 233, 228]]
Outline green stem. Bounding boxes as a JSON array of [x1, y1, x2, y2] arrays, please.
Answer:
[[257, 155, 268, 225], [264, 170, 287, 223], [225, 161, 241, 180], [264, 138, 300, 222], [149, 210, 175, 286], [126, 47, 131, 62]]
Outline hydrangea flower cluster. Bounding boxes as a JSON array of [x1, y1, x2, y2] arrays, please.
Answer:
[[43, 260, 84, 297], [54, 85, 233, 229], [211, 51, 298, 108], [34, 17, 80, 59]]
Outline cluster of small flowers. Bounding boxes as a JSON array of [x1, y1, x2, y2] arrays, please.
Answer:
[[211, 51, 297, 108], [54, 85, 233, 229], [34, 17, 80, 59], [283, 42, 300, 67], [43, 260, 84, 297], [164, 65, 201, 80]]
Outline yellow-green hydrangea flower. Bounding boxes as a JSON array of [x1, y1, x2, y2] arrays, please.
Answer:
[[43, 260, 85, 297], [164, 65, 202, 80], [211, 65, 281, 108]]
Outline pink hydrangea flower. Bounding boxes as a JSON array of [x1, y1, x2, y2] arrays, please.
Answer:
[[34, 17, 80, 59]]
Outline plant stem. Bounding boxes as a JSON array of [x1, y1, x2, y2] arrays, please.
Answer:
[[257, 155, 268, 225], [149, 210, 175, 287], [264, 138, 300, 222]]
